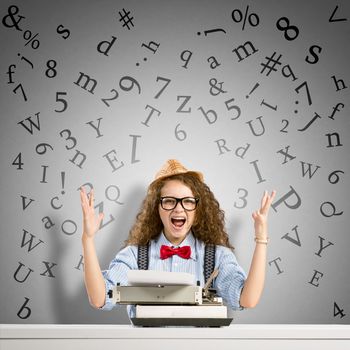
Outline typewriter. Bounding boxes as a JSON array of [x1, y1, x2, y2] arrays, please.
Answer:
[[108, 270, 232, 327]]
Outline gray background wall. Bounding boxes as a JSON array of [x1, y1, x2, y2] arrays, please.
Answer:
[[0, 0, 349, 324]]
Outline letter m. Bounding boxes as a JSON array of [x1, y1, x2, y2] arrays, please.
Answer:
[[74, 72, 98, 94], [232, 41, 258, 62], [20, 229, 44, 253]]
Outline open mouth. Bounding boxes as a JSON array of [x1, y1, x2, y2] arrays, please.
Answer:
[[171, 217, 186, 228]]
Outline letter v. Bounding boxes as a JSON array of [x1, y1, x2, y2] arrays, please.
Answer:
[[21, 195, 35, 210], [281, 225, 301, 247]]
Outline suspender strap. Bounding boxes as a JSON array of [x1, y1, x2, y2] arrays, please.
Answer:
[[137, 244, 149, 270], [204, 244, 216, 287]]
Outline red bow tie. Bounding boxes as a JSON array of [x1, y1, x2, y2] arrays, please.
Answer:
[[160, 245, 191, 259]]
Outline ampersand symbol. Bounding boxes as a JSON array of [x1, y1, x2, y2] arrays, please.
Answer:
[[209, 78, 227, 96], [2, 5, 25, 31]]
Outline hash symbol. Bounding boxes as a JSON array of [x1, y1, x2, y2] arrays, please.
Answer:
[[260, 52, 282, 76], [118, 8, 134, 30]]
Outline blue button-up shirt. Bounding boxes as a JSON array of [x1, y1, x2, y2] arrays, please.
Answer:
[[101, 232, 246, 318]]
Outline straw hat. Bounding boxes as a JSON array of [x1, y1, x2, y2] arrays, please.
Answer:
[[151, 159, 204, 185]]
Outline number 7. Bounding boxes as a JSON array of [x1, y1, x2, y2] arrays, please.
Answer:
[[13, 84, 27, 102], [295, 81, 312, 105], [154, 76, 171, 99]]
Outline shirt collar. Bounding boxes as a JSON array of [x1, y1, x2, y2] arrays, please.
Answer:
[[155, 231, 197, 261]]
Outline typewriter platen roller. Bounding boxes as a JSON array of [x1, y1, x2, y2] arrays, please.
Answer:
[[109, 284, 202, 305]]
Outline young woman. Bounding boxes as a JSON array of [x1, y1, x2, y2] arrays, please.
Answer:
[[80, 159, 276, 318]]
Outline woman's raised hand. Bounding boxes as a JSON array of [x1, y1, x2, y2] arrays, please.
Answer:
[[251, 190, 276, 239], [80, 187, 104, 239]]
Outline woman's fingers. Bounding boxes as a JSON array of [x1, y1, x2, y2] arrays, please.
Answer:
[[252, 191, 277, 237], [252, 211, 259, 220], [80, 187, 88, 210], [80, 187, 95, 210], [79, 187, 103, 238], [89, 188, 94, 207], [266, 190, 276, 211], [260, 190, 276, 215], [97, 212, 104, 228], [260, 190, 268, 210]]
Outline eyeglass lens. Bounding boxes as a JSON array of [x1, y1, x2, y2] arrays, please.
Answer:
[[160, 197, 198, 210]]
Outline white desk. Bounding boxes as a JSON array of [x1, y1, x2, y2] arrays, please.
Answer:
[[1, 324, 349, 350]]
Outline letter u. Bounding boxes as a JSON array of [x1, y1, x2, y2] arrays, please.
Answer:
[[13, 262, 34, 283], [246, 116, 265, 136]]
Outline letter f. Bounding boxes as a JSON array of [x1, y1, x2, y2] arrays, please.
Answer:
[[7, 64, 16, 84]]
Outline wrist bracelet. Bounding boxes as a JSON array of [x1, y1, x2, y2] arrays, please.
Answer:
[[255, 237, 269, 244]]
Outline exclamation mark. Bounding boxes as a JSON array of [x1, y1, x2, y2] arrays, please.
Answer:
[[61, 171, 66, 194], [246, 82, 260, 99]]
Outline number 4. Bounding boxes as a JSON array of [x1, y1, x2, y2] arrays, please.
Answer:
[[12, 152, 24, 170], [334, 302, 346, 319]]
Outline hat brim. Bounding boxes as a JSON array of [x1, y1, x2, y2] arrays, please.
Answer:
[[150, 170, 204, 187]]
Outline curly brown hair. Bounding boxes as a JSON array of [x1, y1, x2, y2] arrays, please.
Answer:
[[124, 173, 234, 249]]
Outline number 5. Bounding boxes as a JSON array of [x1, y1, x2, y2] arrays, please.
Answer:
[[55, 92, 68, 113]]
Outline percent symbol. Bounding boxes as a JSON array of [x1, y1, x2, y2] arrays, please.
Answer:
[[23, 30, 40, 49], [232, 5, 259, 30]]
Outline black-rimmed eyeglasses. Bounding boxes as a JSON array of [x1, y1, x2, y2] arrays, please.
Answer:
[[160, 196, 199, 211]]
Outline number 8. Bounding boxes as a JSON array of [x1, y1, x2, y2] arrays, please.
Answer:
[[276, 17, 299, 41]]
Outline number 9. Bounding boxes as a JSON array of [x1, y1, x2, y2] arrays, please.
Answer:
[[119, 76, 141, 94]]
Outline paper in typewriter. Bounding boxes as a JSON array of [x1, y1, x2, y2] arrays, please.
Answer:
[[127, 270, 196, 286]]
